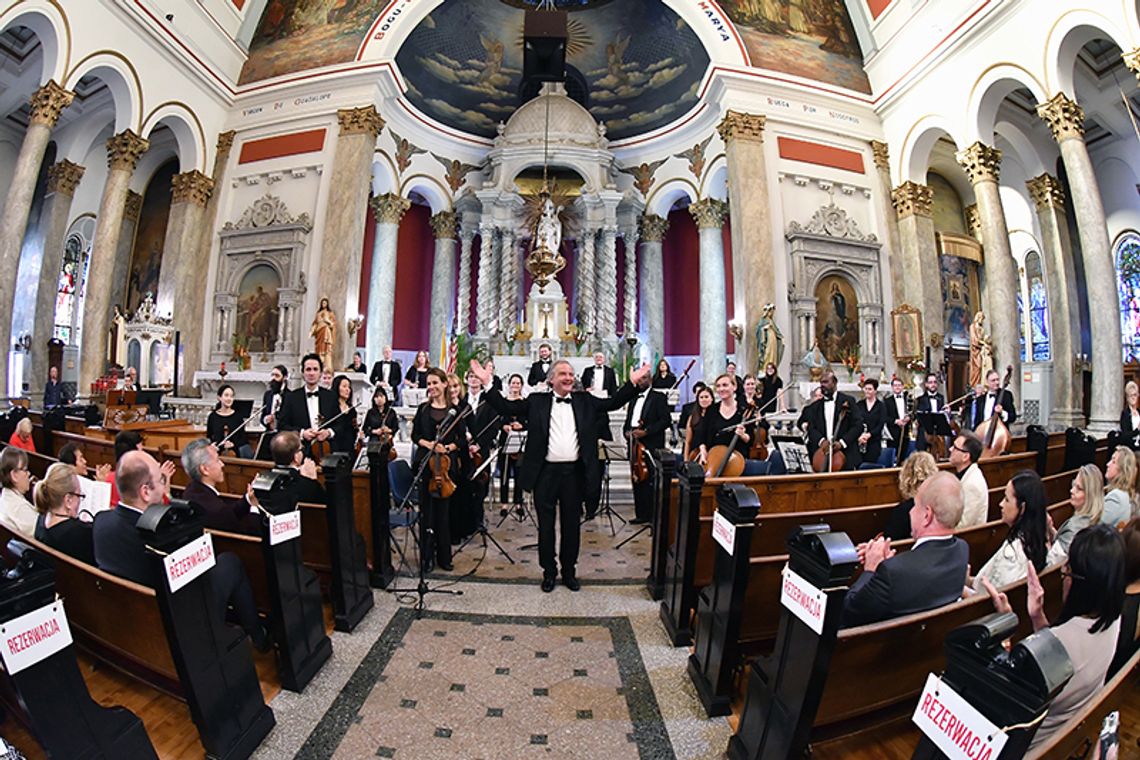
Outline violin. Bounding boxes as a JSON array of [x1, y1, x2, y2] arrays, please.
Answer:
[[309, 413, 332, 463], [811, 399, 849, 473], [428, 448, 457, 499], [630, 423, 650, 483], [976, 365, 1014, 460], [746, 404, 770, 461]]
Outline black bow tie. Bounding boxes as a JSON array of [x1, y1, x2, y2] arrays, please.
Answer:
[[895, 395, 903, 399], [554, 396, 572, 404], [823, 394, 834, 402], [307, 392, 319, 398]]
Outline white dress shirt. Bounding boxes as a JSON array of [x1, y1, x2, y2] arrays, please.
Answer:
[[304, 386, 330, 435], [822, 396, 836, 444], [926, 393, 939, 412], [630, 391, 649, 428], [546, 394, 580, 462]]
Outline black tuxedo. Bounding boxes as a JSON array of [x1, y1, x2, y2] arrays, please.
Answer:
[[370, 360, 402, 392], [841, 536, 969, 627], [184, 480, 260, 536], [966, 389, 1017, 428], [283, 469, 327, 505], [624, 389, 671, 521], [485, 383, 637, 578], [260, 388, 284, 429], [580, 365, 617, 397], [467, 394, 499, 455], [803, 392, 863, 470], [277, 386, 338, 433], [914, 391, 946, 451], [882, 392, 912, 462], [527, 359, 554, 387]]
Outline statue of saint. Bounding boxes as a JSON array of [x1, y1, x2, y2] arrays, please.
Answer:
[[968, 310, 993, 388], [310, 297, 337, 370], [801, 341, 828, 381], [535, 193, 562, 253], [755, 303, 784, 373]]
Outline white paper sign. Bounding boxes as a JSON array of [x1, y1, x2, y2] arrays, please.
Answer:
[[780, 565, 826, 634], [712, 510, 736, 555], [163, 534, 216, 593], [268, 510, 302, 545], [0, 600, 73, 674], [912, 673, 1008, 760]]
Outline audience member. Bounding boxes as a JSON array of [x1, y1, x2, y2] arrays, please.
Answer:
[[181, 439, 261, 535], [1103, 446, 1138, 528], [1047, 464, 1104, 565], [883, 451, 938, 539], [108, 430, 174, 506], [970, 470, 1048, 593], [270, 431, 326, 504], [949, 430, 987, 529], [841, 471, 969, 627], [33, 463, 94, 564], [58, 442, 112, 482], [7, 417, 35, 453], [0, 447, 35, 537], [1109, 518, 1140, 677]]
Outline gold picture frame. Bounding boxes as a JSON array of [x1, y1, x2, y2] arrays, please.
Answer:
[[891, 304, 924, 362]]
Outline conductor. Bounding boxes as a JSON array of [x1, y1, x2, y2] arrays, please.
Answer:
[[470, 358, 650, 592]]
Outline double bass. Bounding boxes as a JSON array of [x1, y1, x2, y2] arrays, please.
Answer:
[[975, 365, 1014, 459]]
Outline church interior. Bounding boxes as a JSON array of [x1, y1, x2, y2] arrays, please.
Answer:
[[0, 0, 1138, 758]]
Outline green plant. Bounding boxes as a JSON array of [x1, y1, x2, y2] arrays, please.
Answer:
[[453, 333, 488, 378]]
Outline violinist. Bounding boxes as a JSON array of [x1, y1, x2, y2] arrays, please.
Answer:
[[914, 373, 946, 453], [411, 368, 467, 571], [758, 362, 784, 413], [446, 372, 476, 542], [695, 374, 753, 468], [363, 385, 398, 444], [741, 375, 760, 410], [329, 375, 358, 454], [497, 374, 527, 507], [803, 370, 862, 470], [624, 381, 670, 524], [207, 384, 254, 459], [966, 369, 1017, 428], [463, 371, 497, 537], [857, 378, 885, 467], [405, 350, 431, 389], [260, 365, 288, 434], [651, 359, 676, 390], [883, 377, 913, 465], [278, 354, 338, 456], [683, 386, 715, 461]]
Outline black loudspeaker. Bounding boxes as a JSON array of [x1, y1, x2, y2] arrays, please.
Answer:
[[523, 10, 567, 83]]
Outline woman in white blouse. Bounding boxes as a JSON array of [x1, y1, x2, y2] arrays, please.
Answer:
[[971, 469, 1050, 592], [0, 447, 37, 537], [1103, 446, 1139, 529]]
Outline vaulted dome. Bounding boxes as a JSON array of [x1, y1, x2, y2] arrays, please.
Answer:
[[499, 84, 604, 149]]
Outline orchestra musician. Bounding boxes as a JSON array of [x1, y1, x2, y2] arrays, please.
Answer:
[[857, 378, 886, 467], [345, 351, 367, 373], [802, 370, 863, 471], [914, 372, 946, 453], [581, 352, 617, 396], [206, 384, 255, 459], [370, 345, 403, 404], [329, 375, 358, 454], [411, 368, 468, 571], [277, 353, 339, 455], [683, 386, 715, 461], [497, 374, 526, 507], [758, 362, 783, 414], [882, 376, 913, 465], [741, 375, 760, 410], [725, 361, 747, 406], [651, 359, 676, 390], [260, 365, 288, 432], [446, 372, 476, 542], [464, 370, 497, 534], [526, 344, 554, 387], [483, 359, 503, 394], [405, 350, 430, 389], [966, 368, 1017, 428], [363, 385, 398, 443], [624, 381, 670, 524], [695, 374, 754, 468]]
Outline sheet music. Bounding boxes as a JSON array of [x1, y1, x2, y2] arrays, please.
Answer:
[[78, 476, 112, 518]]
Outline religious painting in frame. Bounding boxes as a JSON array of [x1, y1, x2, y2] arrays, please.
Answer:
[[814, 274, 858, 363], [892, 304, 924, 362], [235, 265, 282, 355]]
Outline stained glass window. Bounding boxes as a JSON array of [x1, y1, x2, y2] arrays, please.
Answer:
[[1017, 291, 1026, 361], [1026, 252, 1050, 361], [53, 217, 93, 346], [1117, 234, 1140, 362]]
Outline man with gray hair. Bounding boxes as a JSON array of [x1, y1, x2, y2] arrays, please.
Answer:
[[182, 439, 261, 535], [841, 471, 969, 627]]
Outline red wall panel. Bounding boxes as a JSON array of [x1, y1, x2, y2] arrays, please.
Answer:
[[392, 204, 434, 351], [237, 129, 325, 164]]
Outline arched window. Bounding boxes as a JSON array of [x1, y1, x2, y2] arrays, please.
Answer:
[[54, 216, 94, 346], [1026, 252, 1050, 361], [1115, 233, 1140, 362]]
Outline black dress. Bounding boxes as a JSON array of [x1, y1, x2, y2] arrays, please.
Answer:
[[758, 375, 783, 413], [699, 405, 750, 457], [329, 403, 358, 454], [411, 403, 469, 569], [35, 513, 95, 565], [363, 406, 399, 442], [406, 367, 429, 389], [497, 412, 527, 505], [651, 372, 677, 390], [206, 410, 252, 458], [859, 398, 885, 466]]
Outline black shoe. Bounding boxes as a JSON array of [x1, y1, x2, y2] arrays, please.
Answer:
[[252, 625, 272, 653], [584, 510, 597, 520], [438, 561, 454, 572], [630, 517, 649, 525], [541, 577, 556, 593], [562, 575, 581, 592]]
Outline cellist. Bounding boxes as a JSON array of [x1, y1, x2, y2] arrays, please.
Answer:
[[695, 374, 752, 471], [803, 370, 863, 471], [411, 368, 468, 572], [623, 378, 670, 524], [966, 369, 1017, 429]]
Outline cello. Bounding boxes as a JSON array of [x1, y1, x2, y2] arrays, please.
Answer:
[[705, 412, 767, 478], [975, 364, 1014, 459], [811, 398, 850, 473]]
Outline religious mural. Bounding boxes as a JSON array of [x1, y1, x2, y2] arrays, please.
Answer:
[[235, 265, 281, 354], [717, 0, 870, 94], [240, 0, 381, 83], [126, 160, 177, 313], [814, 274, 858, 363], [941, 254, 974, 350]]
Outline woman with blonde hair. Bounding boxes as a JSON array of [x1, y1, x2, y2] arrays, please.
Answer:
[[33, 462, 94, 564], [1104, 446, 1139, 528], [1047, 464, 1104, 565], [883, 451, 939, 539], [1120, 380, 1140, 450]]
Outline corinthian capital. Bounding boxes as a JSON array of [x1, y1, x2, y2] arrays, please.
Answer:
[[639, 214, 669, 242], [956, 142, 1002, 185], [123, 190, 143, 222], [689, 198, 728, 229], [216, 130, 236, 155], [47, 159, 85, 196], [30, 80, 74, 127], [106, 130, 149, 172], [1025, 173, 1066, 211], [964, 204, 981, 239], [1036, 93, 1085, 142], [716, 111, 765, 144], [371, 192, 410, 225], [171, 170, 215, 206], [337, 106, 385, 137], [870, 140, 890, 171], [430, 210, 458, 239], [891, 181, 933, 219]]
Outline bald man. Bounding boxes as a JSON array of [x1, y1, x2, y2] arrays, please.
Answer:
[[840, 471, 969, 627]]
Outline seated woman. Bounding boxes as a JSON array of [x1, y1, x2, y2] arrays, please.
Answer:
[[206, 384, 254, 459], [970, 469, 1049, 592], [982, 525, 1125, 750], [7, 417, 35, 453], [0, 447, 36, 537], [695, 374, 753, 471], [1046, 464, 1104, 565], [33, 462, 94, 564], [1103, 446, 1138, 528], [682, 385, 714, 462], [1109, 518, 1140, 677], [883, 451, 939, 540], [57, 442, 113, 482]]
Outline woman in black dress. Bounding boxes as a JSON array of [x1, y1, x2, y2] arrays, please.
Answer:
[[497, 374, 527, 506], [411, 368, 468, 570], [33, 463, 94, 564], [206, 384, 254, 459], [363, 385, 398, 443], [651, 359, 676, 390], [758, 362, 783, 414], [857, 378, 885, 467], [329, 375, 359, 454], [446, 372, 476, 541], [1121, 381, 1140, 450], [696, 374, 753, 468], [405, 350, 431, 389], [683, 385, 714, 461]]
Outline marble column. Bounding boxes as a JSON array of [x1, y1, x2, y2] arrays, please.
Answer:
[[29, 159, 84, 400], [577, 228, 597, 338], [1026, 173, 1083, 427], [690, 198, 728, 382], [717, 111, 772, 374], [455, 224, 475, 335], [79, 130, 150, 396], [622, 227, 639, 337], [475, 222, 496, 337], [366, 193, 409, 360], [957, 141, 1021, 404], [158, 170, 214, 319], [596, 227, 619, 341], [891, 182, 943, 368], [870, 141, 906, 318], [110, 190, 142, 316], [428, 211, 458, 363], [499, 226, 518, 340], [0, 81, 74, 395], [1037, 93, 1121, 432], [319, 106, 384, 370], [638, 214, 668, 359]]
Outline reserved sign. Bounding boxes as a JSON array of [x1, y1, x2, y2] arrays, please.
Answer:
[[269, 510, 302, 545], [163, 534, 216, 593], [780, 565, 826, 634], [0, 601, 73, 674], [913, 673, 1008, 760], [711, 510, 736, 554]]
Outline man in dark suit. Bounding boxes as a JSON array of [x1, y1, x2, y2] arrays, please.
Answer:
[[277, 353, 339, 455], [882, 377, 913, 465], [260, 365, 288, 431], [181, 439, 261, 535], [966, 368, 1017, 429], [473, 358, 649, 592], [526, 344, 554, 387], [270, 431, 327, 504], [625, 384, 671, 523], [119, 366, 139, 392], [44, 365, 69, 407], [914, 372, 946, 452], [841, 471, 969, 627], [580, 353, 617, 397], [803, 371, 862, 470], [94, 451, 269, 650], [369, 345, 402, 404]]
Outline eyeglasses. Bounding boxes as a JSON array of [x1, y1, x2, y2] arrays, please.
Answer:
[[68, 492, 85, 499], [950, 444, 967, 454]]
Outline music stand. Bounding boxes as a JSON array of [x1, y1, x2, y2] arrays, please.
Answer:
[[917, 411, 954, 453], [585, 441, 628, 537], [495, 431, 536, 530]]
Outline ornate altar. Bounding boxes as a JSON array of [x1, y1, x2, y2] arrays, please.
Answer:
[[122, 294, 175, 387]]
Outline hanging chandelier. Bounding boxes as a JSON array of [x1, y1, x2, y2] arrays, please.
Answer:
[[524, 87, 566, 293]]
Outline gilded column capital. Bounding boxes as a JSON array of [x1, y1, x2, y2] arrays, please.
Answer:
[[891, 181, 933, 219], [171, 170, 214, 207], [689, 198, 728, 229], [1025, 173, 1066, 211], [430, 210, 458, 239], [123, 190, 143, 222], [956, 141, 1002, 184], [1036, 93, 1085, 142], [46, 159, 85, 196], [216, 130, 236, 155], [337, 106, 385, 137], [964, 204, 981, 239], [1123, 48, 1140, 81], [716, 110, 765, 144], [106, 130, 149, 172], [29, 80, 74, 127], [371, 192, 410, 225], [639, 214, 669, 242], [870, 140, 890, 171]]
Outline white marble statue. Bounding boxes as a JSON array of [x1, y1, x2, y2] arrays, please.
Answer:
[[535, 195, 562, 252]]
